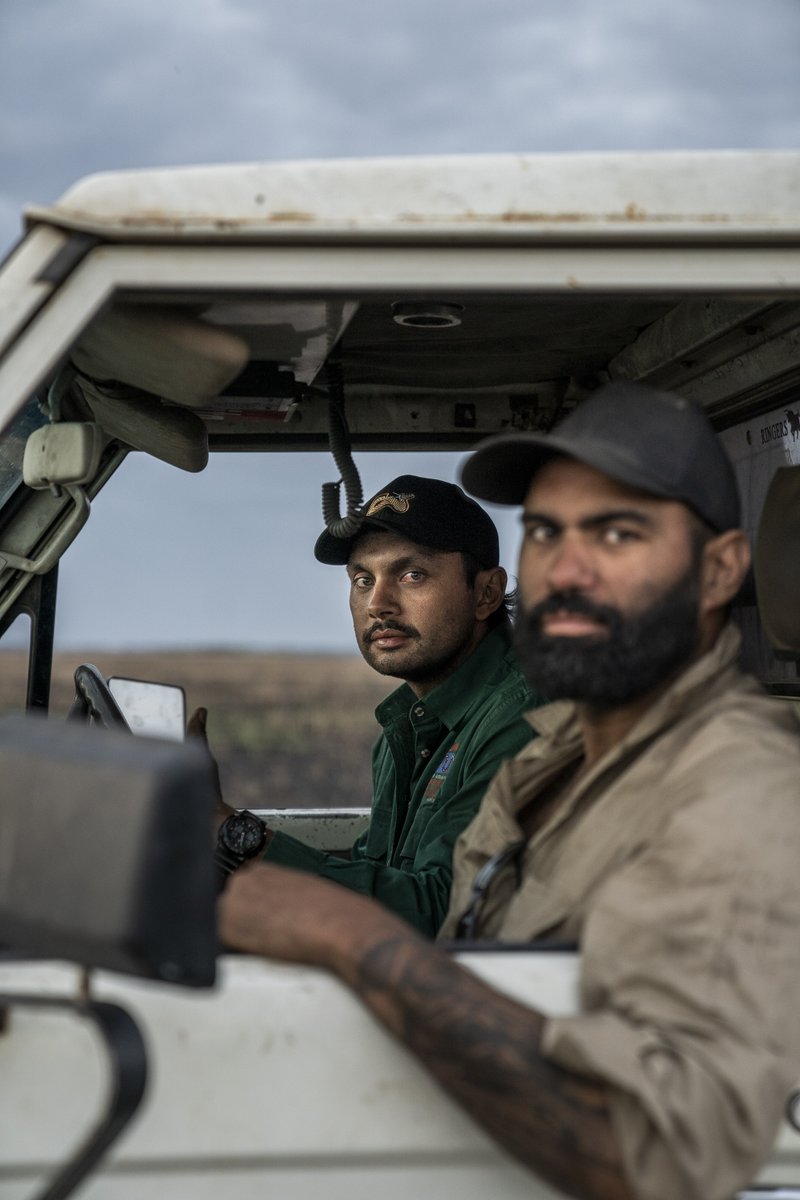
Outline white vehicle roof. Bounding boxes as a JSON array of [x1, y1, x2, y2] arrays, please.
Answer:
[[24, 151, 800, 241]]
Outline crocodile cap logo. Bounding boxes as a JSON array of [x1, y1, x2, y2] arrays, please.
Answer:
[[366, 491, 415, 517]]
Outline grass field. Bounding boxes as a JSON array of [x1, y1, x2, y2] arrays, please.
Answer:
[[0, 649, 393, 809]]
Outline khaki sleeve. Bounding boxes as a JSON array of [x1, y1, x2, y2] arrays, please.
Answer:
[[542, 1010, 789, 1200], [540, 777, 800, 1200]]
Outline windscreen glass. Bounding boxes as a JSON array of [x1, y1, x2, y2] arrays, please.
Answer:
[[0, 397, 48, 511]]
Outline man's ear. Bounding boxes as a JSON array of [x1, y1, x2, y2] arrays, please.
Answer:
[[474, 566, 508, 622], [700, 530, 751, 614]]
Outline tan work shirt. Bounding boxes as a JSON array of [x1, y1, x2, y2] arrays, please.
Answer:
[[441, 624, 800, 1200]]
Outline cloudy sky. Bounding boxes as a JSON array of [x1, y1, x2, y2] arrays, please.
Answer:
[[1, 0, 799, 651]]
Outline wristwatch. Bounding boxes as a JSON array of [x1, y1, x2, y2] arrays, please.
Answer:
[[215, 809, 269, 880]]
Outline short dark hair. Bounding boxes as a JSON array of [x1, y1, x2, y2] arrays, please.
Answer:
[[461, 552, 516, 630]]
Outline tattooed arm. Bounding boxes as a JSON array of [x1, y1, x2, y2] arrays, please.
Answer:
[[219, 861, 635, 1200]]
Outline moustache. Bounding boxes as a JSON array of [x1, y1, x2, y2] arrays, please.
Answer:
[[363, 619, 419, 647], [523, 590, 622, 634]]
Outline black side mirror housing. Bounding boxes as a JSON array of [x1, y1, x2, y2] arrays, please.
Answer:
[[0, 715, 217, 987]]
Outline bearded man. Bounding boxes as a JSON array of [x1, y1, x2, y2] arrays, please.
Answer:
[[219, 384, 800, 1200]]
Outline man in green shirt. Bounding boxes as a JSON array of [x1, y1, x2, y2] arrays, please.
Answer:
[[207, 475, 540, 936]]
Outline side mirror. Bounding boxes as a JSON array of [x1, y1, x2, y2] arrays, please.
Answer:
[[0, 714, 216, 986], [108, 677, 186, 741]]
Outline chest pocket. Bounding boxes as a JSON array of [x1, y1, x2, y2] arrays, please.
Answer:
[[397, 742, 460, 864]]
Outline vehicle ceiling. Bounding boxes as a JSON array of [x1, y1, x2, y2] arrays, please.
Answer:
[[62, 289, 800, 457]]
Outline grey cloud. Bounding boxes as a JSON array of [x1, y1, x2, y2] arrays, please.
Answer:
[[2, 0, 798, 245]]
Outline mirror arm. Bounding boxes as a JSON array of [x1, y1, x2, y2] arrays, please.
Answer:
[[0, 485, 90, 576], [0, 992, 148, 1200]]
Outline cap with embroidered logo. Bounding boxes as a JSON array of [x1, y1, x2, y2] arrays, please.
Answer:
[[313, 475, 500, 566]]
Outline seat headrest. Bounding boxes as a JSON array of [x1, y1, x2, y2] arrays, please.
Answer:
[[754, 465, 800, 658]]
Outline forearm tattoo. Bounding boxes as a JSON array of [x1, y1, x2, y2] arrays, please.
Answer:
[[354, 933, 634, 1200]]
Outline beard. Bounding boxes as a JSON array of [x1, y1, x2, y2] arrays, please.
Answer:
[[514, 568, 702, 710]]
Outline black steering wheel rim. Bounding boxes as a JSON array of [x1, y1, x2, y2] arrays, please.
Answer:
[[68, 663, 132, 731]]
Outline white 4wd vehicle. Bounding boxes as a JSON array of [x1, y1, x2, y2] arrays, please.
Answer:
[[0, 152, 799, 1199]]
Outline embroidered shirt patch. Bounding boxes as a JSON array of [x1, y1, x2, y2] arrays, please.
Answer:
[[423, 742, 460, 803]]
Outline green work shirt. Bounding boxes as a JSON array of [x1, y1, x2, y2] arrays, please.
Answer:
[[263, 624, 541, 936]]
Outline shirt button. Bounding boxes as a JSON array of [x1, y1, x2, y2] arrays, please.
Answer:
[[420, 748, 431, 760], [414, 706, 425, 718]]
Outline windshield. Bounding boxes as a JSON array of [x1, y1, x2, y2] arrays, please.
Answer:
[[0, 397, 48, 510]]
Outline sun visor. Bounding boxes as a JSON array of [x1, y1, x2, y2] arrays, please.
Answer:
[[71, 305, 249, 406], [74, 377, 210, 472]]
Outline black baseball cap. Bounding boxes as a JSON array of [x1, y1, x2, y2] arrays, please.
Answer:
[[461, 382, 741, 533], [314, 474, 500, 566]]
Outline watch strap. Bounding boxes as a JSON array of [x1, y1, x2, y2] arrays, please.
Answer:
[[215, 809, 269, 884]]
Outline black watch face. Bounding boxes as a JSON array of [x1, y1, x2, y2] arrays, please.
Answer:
[[223, 813, 265, 857]]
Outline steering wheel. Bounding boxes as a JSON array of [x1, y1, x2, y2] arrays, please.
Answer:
[[67, 663, 132, 731]]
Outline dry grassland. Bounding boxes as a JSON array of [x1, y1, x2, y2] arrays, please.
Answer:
[[0, 649, 393, 809]]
